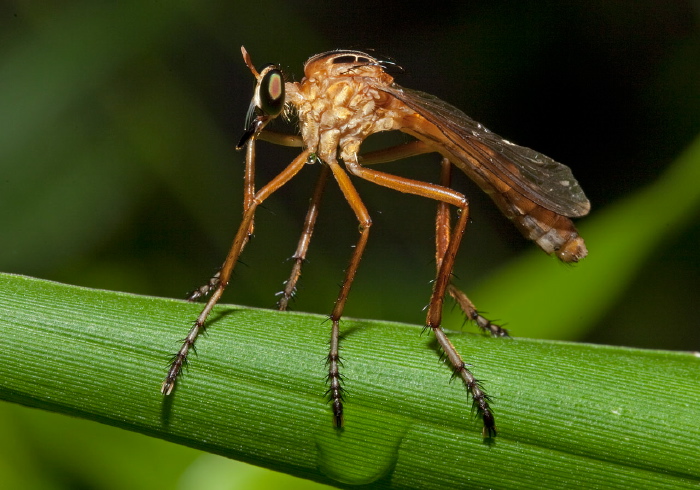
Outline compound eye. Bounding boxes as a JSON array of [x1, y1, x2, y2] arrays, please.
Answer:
[[257, 66, 285, 117]]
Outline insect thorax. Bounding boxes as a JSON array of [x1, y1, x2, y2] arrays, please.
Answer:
[[287, 76, 404, 164]]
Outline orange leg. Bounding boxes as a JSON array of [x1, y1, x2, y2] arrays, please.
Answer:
[[162, 149, 312, 395], [435, 159, 508, 338], [274, 140, 431, 310], [360, 141, 507, 338], [321, 158, 373, 427], [342, 155, 496, 438], [188, 140, 259, 302]]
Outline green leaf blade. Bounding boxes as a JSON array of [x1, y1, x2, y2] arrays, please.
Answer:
[[1, 273, 699, 489]]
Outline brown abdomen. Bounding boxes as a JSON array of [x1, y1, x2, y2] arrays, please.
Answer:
[[493, 186, 587, 263]]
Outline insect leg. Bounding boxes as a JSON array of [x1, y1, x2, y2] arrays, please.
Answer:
[[324, 159, 373, 428], [257, 130, 304, 148], [162, 149, 312, 396], [235, 130, 329, 310], [358, 139, 433, 165], [445, 285, 508, 337], [428, 195, 497, 439], [343, 156, 496, 438], [435, 159, 508, 338], [434, 158, 452, 271], [277, 165, 331, 310], [188, 141, 259, 302], [359, 141, 509, 339]]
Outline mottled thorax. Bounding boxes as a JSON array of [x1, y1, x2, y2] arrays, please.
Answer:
[[285, 54, 402, 163]]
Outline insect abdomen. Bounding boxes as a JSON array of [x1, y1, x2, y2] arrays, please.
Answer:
[[500, 188, 588, 263]]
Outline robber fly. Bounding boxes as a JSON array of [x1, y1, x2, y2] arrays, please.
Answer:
[[162, 47, 590, 439]]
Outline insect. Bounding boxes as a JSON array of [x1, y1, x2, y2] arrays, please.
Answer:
[[162, 47, 590, 439]]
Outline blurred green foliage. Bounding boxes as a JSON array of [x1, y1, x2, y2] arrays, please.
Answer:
[[1, 1, 698, 488]]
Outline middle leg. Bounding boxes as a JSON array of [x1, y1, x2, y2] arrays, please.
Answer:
[[274, 139, 431, 310], [277, 164, 331, 311], [344, 156, 497, 438], [324, 159, 373, 428]]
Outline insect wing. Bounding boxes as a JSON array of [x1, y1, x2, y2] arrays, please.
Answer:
[[376, 84, 590, 218]]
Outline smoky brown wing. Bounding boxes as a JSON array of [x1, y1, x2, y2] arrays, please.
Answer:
[[377, 83, 590, 217]]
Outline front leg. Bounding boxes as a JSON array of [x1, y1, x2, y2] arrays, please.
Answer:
[[187, 141, 258, 302], [162, 150, 311, 396]]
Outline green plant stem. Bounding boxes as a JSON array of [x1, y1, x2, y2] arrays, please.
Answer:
[[0, 273, 698, 489]]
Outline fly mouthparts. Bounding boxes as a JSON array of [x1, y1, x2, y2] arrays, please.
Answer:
[[236, 118, 265, 150]]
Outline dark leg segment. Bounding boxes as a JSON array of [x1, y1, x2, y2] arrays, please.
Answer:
[[445, 285, 509, 337], [278, 165, 330, 311]]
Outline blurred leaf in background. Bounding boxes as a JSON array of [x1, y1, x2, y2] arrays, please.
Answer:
[[0, 0, 698, 488]]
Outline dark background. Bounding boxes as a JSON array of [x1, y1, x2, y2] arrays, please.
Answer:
[[0, 1, 698, 488]]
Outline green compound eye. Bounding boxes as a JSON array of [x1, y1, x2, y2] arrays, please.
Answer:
[[258, 67, 285, 117]]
